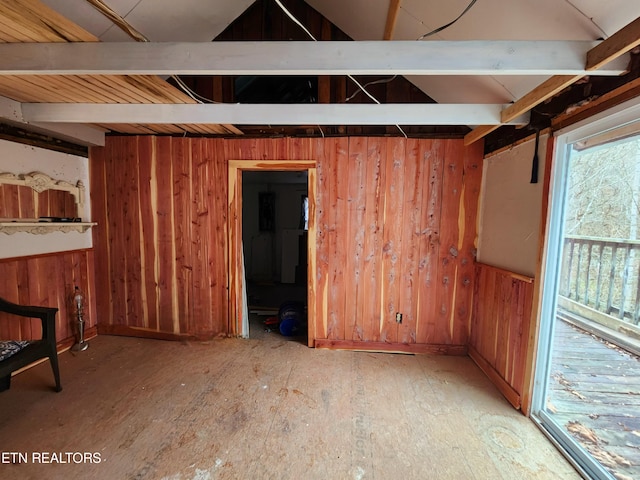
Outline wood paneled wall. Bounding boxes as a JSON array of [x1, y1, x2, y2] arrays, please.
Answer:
[[90, 137, 483, 351], [469, 263, 535, 409], [0, 249, 97, 347]]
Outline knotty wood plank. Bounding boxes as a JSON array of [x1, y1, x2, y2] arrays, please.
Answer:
[[326, 137, 348, 340], [190, 139, 211, 336], [362, 138, 386, 342], [211, 139, 229, 335], [495, 273, 512, 378], [415, 140, 444, 344], [314, 138, 329, 340], [155, 136, 178, 333], [434, 141, 463, 344], [398, 138, 422, 344], [172, 138, 192, 334], [106, 136, 127, 326], [454, 141, 483, 345], [379, 138, 405, 344], [123, 137, 143, 328], [345, 137, 367, 341], [136, 136, 158, 330]]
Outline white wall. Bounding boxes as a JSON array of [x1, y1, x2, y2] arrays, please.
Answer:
[[476, 134, 548, 277], [0, 139, 92, 259]]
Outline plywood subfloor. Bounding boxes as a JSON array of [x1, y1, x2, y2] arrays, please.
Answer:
[[548, 319, 640, 479], [0, 331, 578, 479]]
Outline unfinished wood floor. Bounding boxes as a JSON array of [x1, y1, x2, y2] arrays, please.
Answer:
[[0, 327, 578, 480]]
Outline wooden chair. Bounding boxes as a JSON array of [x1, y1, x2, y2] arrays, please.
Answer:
[[0, 297, 62, 392]]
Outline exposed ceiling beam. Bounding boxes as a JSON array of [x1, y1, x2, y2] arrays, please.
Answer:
[[0, 96, 105, 146], [20, 103, 530, 126], [586, 17, 640, 71], [499, 75, 583, 123], [464, 75, 583, 145], [462, 125, 501, 147], [383, 0, 402, 40], [0, 41, 629, 76], [465, 16, 640, 145]]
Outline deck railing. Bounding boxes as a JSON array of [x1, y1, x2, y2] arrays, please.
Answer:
[[559, 235, 640, 325]]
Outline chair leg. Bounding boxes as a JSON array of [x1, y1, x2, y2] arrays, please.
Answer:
[[0, 374, 11, 392], [49, 354, 62, 393]]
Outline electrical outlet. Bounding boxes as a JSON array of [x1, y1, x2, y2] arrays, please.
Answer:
[[395, 312, 402, 323]]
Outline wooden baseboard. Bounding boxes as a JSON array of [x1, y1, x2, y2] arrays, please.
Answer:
[[314, 339, 467, 355], [97, 324, 198, 342], [468, 345, 522, 410]]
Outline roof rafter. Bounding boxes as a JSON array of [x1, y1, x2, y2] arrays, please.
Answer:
[[465, 16, 640, 145], [383, 0, 402, 40], [0, 41, 629, 76]]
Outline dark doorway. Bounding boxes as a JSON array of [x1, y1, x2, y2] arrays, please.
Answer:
[[242, 170, 309, 342]]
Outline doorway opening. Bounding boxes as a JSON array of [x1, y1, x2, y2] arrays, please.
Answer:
[[227, 160, 317, 347], [532, 99, 640, 479], [243, 171, 309, 343]]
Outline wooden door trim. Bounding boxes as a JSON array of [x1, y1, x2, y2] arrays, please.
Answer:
[[228, 160, 317, 346]]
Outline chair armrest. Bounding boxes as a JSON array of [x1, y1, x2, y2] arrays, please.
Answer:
[[0, 297, 59, 340]]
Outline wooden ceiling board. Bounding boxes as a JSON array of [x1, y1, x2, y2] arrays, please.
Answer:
[[0, 0, 99, 42], [0, 0, 241, 136]]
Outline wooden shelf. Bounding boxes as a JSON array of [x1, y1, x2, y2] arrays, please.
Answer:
[[0, 221, 96, 235]]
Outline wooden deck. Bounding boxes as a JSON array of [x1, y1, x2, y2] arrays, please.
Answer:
[[548, 319, 640, 479]]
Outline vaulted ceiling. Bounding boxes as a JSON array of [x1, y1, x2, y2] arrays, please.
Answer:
[[1, 0, 640, 150], [40, 0, 640, 104]]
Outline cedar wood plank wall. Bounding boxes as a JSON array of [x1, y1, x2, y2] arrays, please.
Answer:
[[468, 138, 554, 412], [469, 264, 535, 410], [90, 136, 484, 351], [0, 176, 97, 348], [0, 249, 98, 348]]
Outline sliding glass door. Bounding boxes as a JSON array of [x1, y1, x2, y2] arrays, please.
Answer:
[[532, 98, 640, 480]]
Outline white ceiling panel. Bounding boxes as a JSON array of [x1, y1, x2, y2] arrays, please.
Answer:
[[42, 0, 256, 42], [306, 0, 388, 40], [39, 0, 138, 38], [101, 0, 256, 42], [570, 0, 640, 37], [399, 0, 601, 41]]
